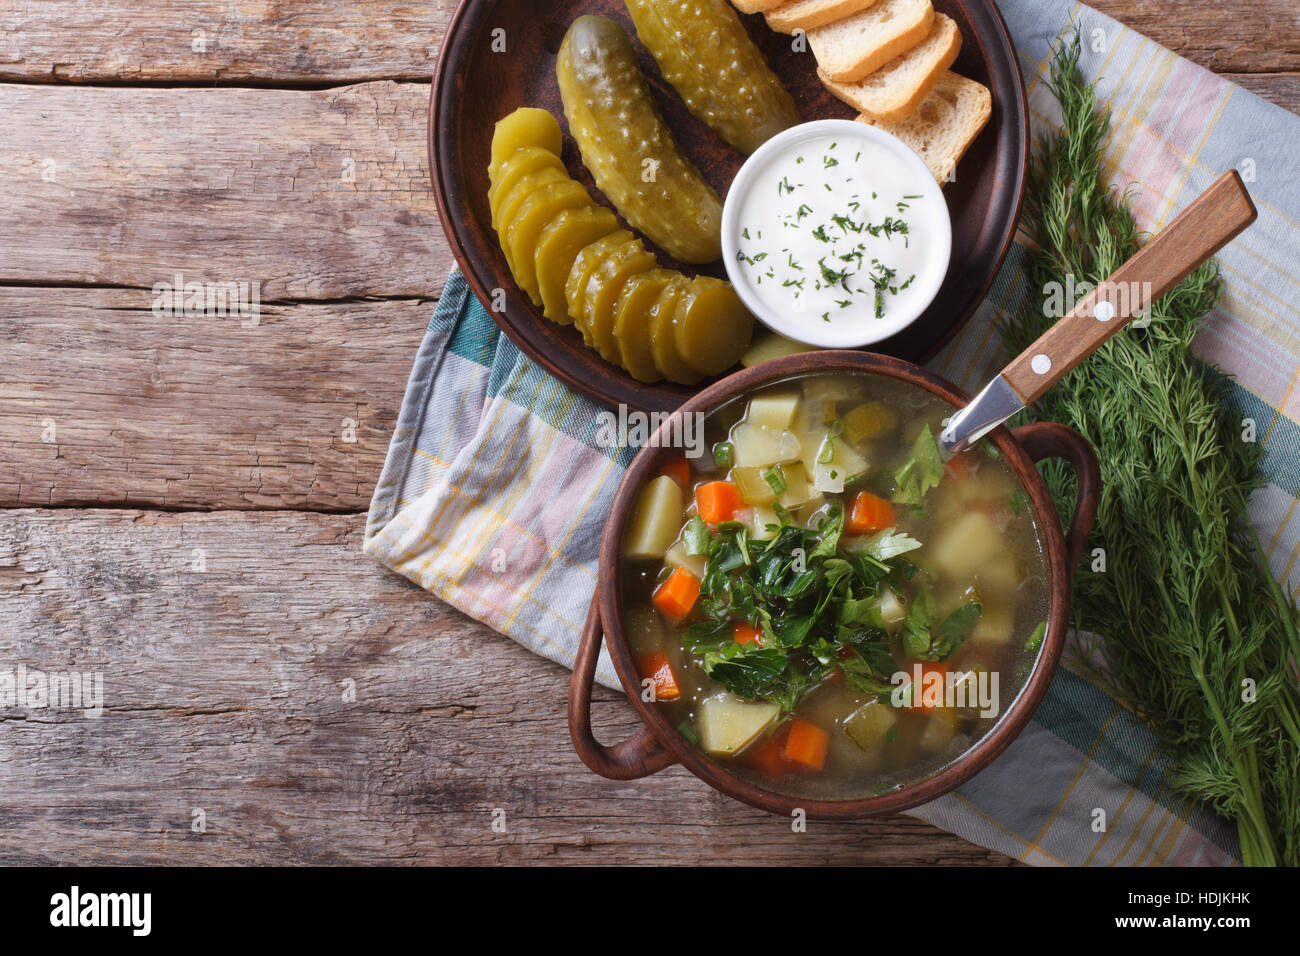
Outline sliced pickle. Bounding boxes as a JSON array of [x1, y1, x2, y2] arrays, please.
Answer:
[[534, 206, 620, 325], [565, 230, 635, 331], [649, 278, 704, 386], [615, 269, 677, 383], [489, 147, 565, 230], [582, 240, 657, 361], [489, 107, 563, 172], [495, 165, 568, 238], [673, 277, 755, 376], [557, 16, 723, 264], [504, 181, 592, 304], [624, 0, 800, 154]]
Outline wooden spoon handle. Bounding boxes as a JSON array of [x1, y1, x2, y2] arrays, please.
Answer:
[[1001, 171, 1257, 403]]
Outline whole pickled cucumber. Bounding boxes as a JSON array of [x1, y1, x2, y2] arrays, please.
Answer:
[[624, 0, 800, 155], [557, 16, 723, 265]]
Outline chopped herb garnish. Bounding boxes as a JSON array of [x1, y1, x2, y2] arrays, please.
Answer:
[[893, 425, 945, 506]]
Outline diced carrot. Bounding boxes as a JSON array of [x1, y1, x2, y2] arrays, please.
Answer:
[[695, 481, 745, 524], [636, 651, 681, 702], [847, 491, 896, 535], [749, 724, 793, 777], [733, 622, 764, 647], [783, 718, 830, 771], [651, 567, 700, 621], [944, 451, 978, 482], [901, 662, 948, 712], [657, 456, 690, 490]]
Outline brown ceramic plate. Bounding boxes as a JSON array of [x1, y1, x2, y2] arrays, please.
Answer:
[[430, 0, 1028, 412]]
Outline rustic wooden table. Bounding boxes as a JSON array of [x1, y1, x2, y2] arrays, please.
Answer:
[[0, 1, 1295, 865]]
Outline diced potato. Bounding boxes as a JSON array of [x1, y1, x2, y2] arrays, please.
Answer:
[[812, 435, 868, 494], [697, 694, 779, 756], [731, 423, 800, 468], [664, 539, 706, 579], [741, 332, 818, 368], [968, 603, 1014, 647], [748, 505, 780, 540], [792, 397, 828, 442], [813, 462, 845, 495], [877, 587, 907, 632], [745, 390, 801, 430], [733, 466, 777, 506], [845, 700, 899, 755], [794, 426, 825, 465], [976, 553, 1019, 599], [919, 708, 959, 753], [622, 475, 683, 560], [842, 401, 899, 445], [802, 377, 856, 404], [777, 466, 816, 509], [929, 511, 1002, 578]]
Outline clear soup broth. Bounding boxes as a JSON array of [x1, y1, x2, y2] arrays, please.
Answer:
[[619, 372, 1051, 801]]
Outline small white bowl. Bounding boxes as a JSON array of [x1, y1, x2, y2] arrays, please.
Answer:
[[721, 119, 952, 349]]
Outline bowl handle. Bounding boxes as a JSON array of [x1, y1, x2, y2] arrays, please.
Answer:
[[1010, 422, 1101, 579], [568, 598, 678, 780]]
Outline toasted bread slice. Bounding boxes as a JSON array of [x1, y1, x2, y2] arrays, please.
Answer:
[[731, 0, 786, 13], [765, 0, 879, 35], [856, 71, 992, 183], [809, 0, 934, 84], [820, 13, 960, 122]]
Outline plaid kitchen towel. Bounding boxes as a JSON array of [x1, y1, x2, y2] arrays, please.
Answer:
[[365, 0, 1300, 865]]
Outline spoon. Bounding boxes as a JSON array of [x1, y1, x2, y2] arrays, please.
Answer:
[[941, 170, 1258, 454]]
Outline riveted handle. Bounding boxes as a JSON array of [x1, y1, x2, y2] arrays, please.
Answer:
[[1002, 171, 1257, 403]]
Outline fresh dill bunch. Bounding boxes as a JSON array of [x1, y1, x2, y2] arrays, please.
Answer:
[[1004, 30, 1300, 866]]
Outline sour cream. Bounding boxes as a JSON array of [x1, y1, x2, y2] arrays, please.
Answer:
[[721, 120, 951, 349]]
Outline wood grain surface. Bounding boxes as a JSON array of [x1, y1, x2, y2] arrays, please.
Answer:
[[0, 82, 449, 298], [0, 0, 1293, 81], [0, 0, 456, 84], [0, 289, 425, 511], [0, 0, 1294, 866]]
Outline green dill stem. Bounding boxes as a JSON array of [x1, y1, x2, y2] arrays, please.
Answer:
[[1006, 29, 1300, 866]]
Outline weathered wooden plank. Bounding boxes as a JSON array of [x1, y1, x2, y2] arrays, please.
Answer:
[[1087, 0, 1300, 73], [0, 0, 456, 83], [1227, 73, 1300, 114], [0, 288, 426, 511], [0, 81, 452, 298], [0, 508, 1012, 865], [0, 1, 1293, 82]]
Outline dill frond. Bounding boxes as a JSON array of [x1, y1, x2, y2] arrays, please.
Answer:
[[1005, 29, 1300, 866]]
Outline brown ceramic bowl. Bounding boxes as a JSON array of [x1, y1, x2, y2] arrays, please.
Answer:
[[430, 0, 1029, 412], [569, 351, 1099, 818]]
